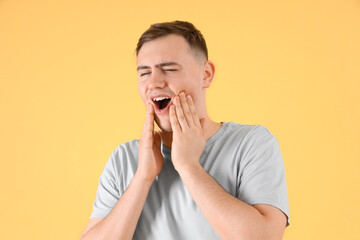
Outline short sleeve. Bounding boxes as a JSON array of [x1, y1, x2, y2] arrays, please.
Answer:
[[90, 149, 120, 219], [237, 126, 290, 226]]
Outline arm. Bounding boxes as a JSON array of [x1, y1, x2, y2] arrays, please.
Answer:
[[178, 165, 287, 240], [80, 173, 153, 240], [80, 101, 163, 240], [170, 93, 287, 240]]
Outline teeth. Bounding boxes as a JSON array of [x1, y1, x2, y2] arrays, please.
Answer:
[[153, 97, 171, 102]]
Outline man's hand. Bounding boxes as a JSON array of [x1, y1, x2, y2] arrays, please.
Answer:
[[137, 100, 164, 182], [169, 92, 206, 173]]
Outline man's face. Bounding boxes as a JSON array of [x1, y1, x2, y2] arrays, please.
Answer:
[[137, 34, 205, 132]]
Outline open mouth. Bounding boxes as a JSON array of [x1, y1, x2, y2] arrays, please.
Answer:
[[152, 96, 172, 113]]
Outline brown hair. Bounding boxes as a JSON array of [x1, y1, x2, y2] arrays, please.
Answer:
[[135, 20, 208, 62]]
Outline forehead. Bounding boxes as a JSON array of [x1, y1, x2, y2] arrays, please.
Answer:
[[137, 34, 194, 66]]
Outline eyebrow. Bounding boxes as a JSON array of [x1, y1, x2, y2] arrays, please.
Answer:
[[137, 62, 182, 71]]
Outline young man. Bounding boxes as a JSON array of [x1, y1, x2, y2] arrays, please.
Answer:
[[80, 20, 289, 240]]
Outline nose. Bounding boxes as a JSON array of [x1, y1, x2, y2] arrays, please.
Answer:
[[148, 68, 166, 90]]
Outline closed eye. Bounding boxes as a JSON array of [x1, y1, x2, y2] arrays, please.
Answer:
[[140, 72, 150, 77], [140, 69, 177, 77]]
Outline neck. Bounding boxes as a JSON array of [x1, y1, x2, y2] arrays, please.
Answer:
[[158, 117, 222, 148]]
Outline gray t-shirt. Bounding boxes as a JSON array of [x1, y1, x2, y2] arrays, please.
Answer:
[[90, 122, 290, 239]]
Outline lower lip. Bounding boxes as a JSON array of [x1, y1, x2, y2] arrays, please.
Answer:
[[155, 102, 172, 115]]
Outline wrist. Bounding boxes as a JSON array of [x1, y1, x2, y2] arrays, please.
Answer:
[[134, 171, 155, 186], [175, 161, 203, 176]]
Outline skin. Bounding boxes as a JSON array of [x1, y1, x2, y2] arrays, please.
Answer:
[[136, 34, 221, 150], [79, 33, 287, 240], [136, 33, 221, 180]]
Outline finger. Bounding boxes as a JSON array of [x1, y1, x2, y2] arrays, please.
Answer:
[[174, 95, 189, 131], [179, 92, 193, 127], [142, 101, 154, 140], [169, 104, 181, 133], [186, 94, 201, 128]]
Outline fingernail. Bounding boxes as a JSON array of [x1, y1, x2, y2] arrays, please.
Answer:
[[180, 92, 185, 98]]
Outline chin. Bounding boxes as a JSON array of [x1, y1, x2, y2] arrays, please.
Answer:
[[155, 115, 172, 132]]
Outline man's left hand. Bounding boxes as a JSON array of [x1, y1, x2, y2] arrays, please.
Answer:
[[169, 92, 206, 173]]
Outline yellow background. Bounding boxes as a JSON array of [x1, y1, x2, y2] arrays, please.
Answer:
[[1, 0, 359, 239]]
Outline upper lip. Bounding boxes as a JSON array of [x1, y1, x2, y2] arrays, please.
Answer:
[[148, 94, 173, 102]]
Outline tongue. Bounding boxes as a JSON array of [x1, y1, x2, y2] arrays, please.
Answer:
[[159, 99, 171, 109]]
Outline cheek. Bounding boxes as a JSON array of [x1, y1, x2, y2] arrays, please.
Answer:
[[173, 74, 195, 91], [137, 83, 147, 102], [180, 78, 201, 96]]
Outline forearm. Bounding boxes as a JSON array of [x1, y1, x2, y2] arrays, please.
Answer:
[[178, 165, 278, 240], [80, 172, 153, 240]]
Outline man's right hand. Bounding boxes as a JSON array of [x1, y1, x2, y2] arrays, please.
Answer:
[[80, 100, 161, 240], [137, 100, 164, 182]]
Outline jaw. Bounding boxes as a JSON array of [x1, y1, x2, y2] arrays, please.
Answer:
[[154, 113, 172, 133], [154, 115, 174, 148]]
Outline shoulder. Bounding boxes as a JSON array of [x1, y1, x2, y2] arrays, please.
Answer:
[[111, 139, 139, 157], [116, 139, 139, 152], [106, 139, 140, 173], [220, 122, 280, 158], [225, 123, 284, 169], [223, 122, 274, 144]]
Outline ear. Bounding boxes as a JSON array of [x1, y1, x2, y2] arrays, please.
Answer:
[[202, 60, 215, 89]]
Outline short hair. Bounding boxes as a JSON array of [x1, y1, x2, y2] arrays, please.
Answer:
[[135, 20, 208, 62]]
